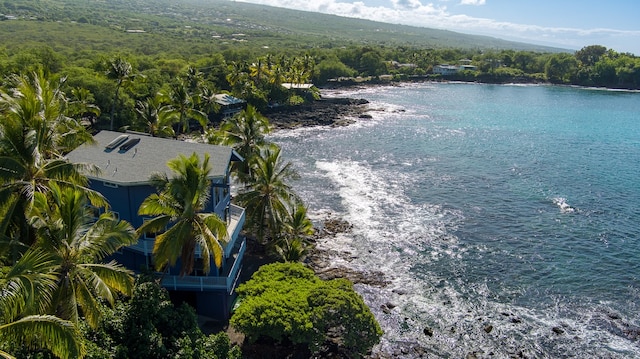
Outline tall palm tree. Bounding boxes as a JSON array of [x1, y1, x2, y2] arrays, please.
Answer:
[[236, 143, 299, 243], [250, 57, 271, 85], [29, 183, 137, 329], [0, 249, 84, 359], [137, 153, 229, 276], [206, 105, 271, 184], [198, 86, 220, 118], [226, 61, 249, 89], [165, 81, 208, 134], [274, 203, 314, 262], [106, 57, 137, 131], [68, 87, 101, 128], [183, 66, 205, 94], [269, 59, 287, 86], [135, 95, 176, 138], [0, 71, 105, 253], [0, 71, 93, 156]]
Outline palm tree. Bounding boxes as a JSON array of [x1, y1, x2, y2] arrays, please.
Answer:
[[198, 86, 221, 119], [274, 237, 309, 263], [274, 203, 314, 262], [0, 72, 105, 253], [0, 249, 84, 359], [183, 66, 205, 94], [206, 105, 271, 184], [165, 81, 208, 134], [268, 58, 287, 86], [29, 183, 137, 329], [236, 143, 299, 243], [135, 95, 176, 138], [282, 203, 314, 240], [106, 57, 137, 131], [226, 61, 249, 90], [68, 87, 101, 128], [137, 153, 229, 276], [0, 71, 93, 156], [249, 57, 271, 85]]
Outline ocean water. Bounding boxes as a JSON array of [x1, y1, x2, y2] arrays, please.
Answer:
[[269, 83, 640, 358]]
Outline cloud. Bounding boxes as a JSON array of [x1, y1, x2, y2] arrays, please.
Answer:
[[391, 0, 423, 9], [460, 0, 485, 5]]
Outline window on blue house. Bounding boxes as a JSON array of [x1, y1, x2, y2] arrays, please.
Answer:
[[213, 187, 220, 206]]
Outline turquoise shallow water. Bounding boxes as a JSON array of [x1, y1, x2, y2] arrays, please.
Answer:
[[270, 83, 640, 357]]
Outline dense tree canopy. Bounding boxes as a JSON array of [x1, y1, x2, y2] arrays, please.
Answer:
[[231, 262, 382, 358]]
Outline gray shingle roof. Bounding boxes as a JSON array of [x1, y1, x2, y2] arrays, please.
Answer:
[[65, 131, 240, 185]]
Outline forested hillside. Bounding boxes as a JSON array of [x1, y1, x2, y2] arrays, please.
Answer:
[[2, 1, 640, 358], [0, 0, 565, 54], [1, 0, 639, 132]]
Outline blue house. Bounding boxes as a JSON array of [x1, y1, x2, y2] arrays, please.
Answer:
[[65, 130, 246, 320]]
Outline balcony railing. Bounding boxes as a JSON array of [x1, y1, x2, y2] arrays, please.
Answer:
[[225, 204, 245, 257], [160, 237, 246, 292], [127, 204, 245, 258]]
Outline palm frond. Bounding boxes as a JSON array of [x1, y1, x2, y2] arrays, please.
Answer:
[[0, 315, 84, 359], [81, 214, 137, 261], [81, 261, 134, 298], [135, 214, 172, 238], [73, 274, 102, 329], [152, 221, 192, 271], [1, 248, 60, 321], [138, 193, 179, 217]]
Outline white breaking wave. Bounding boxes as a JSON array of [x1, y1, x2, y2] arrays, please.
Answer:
[[553, 197, 576, 213]]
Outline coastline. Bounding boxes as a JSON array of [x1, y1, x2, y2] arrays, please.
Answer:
[[263, 79, 640, 131], [264, 97, 371, 129], [238, 83, 640, 358]]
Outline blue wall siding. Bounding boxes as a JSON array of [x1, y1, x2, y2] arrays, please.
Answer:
[[113, 250, 150, 272], [89, 174, 240, 321], [127, 185, 157, 228], [196, 291, 236, 319], [90, 180, 156, 227], [91, 181, 129, 218]]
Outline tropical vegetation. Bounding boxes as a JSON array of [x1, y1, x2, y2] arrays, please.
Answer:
[[0, 72, 137, 358], [137, 152, 229, 276], [81, 275, 242, 359], [231, 262, 382, 358], [2, 1, 639, 134], [2, 0, 639, 357]]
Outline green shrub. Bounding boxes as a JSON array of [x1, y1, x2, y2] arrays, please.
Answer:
[[231, 262, 382, 358]]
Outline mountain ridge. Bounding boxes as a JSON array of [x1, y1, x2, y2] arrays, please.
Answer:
[[0, 0, 569, 53]]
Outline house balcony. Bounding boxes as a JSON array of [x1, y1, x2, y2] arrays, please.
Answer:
[[160, 236, 246, 293], [225, 204, 245, 257], [127, 204, 245, 258]]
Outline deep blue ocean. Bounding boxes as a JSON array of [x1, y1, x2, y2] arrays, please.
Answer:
[[270, 83, 640, 358]]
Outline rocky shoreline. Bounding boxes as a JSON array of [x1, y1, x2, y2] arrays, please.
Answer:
[[264, 97, 371, 129]]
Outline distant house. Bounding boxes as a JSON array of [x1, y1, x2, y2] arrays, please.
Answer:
[[433, 65, 461, 76], [214, 94, 246, 118], [388, 61, 418, 69], [281, 83, 315, 90], [65, 131, 246, 320], [433, 63, 477, 76]]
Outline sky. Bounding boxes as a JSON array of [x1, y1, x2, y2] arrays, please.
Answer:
[[235, 0, 640, 54]]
